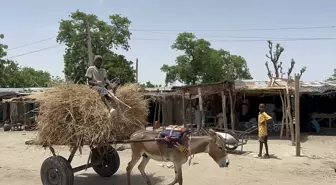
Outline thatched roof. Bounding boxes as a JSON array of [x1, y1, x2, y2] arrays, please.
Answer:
[[171, 81, 234, 96], [234, 79, 336, 95], [300, 81, 336, 95], [0, 91, 19, 99]]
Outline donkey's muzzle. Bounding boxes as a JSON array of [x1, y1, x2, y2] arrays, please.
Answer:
[[219, 159, 230, 168]]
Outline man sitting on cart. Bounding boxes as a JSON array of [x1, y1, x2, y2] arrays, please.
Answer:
[[85, 55, 121, 116]]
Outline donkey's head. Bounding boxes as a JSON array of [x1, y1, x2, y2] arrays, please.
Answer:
[[206, 129, 229, 168]]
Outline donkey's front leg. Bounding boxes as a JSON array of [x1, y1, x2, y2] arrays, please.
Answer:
[[176, 164, 183, 185], [167, 163, 181, 185]]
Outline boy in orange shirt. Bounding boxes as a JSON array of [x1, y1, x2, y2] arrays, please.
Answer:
[[258, 103, 272, 158]]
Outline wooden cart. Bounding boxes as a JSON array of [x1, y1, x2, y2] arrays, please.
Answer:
[[26, 137, 180, 185]]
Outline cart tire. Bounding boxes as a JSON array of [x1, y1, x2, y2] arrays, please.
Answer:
[[3, 124, 11, 131], [223, 130, 239, 151], [40, 156, 74, 185], [91, 146, 120, 177]]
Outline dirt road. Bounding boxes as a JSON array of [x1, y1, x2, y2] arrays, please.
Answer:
[[0, 130, 335, 185]]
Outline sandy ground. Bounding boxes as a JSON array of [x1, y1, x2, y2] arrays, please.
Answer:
[[0, 130, 336, 185]]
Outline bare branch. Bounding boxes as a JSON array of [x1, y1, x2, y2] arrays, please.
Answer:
[[266, 40, 273, 61], [265, 40, 284, 78], [287, 59, 295, 79], [278, 61, 284, 78], [265, 61, 272, 79], [298, 66, 307, 79]]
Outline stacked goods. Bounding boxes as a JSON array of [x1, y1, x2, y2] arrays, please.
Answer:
[[28, 83, 148, 147]]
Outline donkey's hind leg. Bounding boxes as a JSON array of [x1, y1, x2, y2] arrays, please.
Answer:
[[126, 152, 141, 185], [138, 154, 151, 185]]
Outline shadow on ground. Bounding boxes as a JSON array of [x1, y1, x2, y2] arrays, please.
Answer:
[[227, 150, 252, 156], [75, 173, 165, 185]]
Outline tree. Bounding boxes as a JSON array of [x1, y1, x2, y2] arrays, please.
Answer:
[[327, 69, 336, 81], [161, 32, 252, 85], [0, 34, 57, 87], [57, 10, 135, 84], [265, 40, 306, 80], [141, 81, 161, 88], [0, 59, 55, 88]]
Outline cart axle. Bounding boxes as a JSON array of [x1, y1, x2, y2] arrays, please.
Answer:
[[72, 160, 101, 173]]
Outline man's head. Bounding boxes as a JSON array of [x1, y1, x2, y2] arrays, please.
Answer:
[[93, 55, 103, 68], [259, 103, 265, 113]]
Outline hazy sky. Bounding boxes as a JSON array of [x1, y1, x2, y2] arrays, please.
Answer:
[[1, 0, 335, 85]]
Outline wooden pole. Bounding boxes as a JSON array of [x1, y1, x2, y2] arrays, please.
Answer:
[[153, 100, 158, 125], [135, 58, 139, 83], [197, 87, 205, 131], [158, 101, 161, 124], [279, 90, 285, 139], [228, 90, 236, 130], [295, 74, 301, 156], [284, 92, 290, 138], [162, 95, 166, 126], [189, 93, 193, 130], [285, 85, 295, 145], [182, 91, 186, 127], [86, 23, 94, 66], [221, 91, 228, 129]]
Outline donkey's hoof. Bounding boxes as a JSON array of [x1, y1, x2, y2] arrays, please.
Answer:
[[146, 181, 152, 185]]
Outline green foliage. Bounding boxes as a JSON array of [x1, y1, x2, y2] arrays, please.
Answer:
[[57, 10, 135, 84], [0, 33, 8, 59], [0, 33, 60, 88], [161, 32, 252, 85], [327, 69, 336, 81], [0, 59, 55, 87], [141, 81, 161, 88]]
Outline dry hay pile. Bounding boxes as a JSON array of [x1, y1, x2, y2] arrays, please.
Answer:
[[29, 83, 148, 147]]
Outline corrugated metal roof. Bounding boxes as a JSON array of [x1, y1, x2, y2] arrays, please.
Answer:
[[0, 91, 19, 98], [0, 87, 48, 93], [236, 79, 336, 93], [300, 80, 336, 93], [144, 87, 173, 92]]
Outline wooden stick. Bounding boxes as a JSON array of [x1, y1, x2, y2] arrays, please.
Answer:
[[107, 90, 131, 109], [279, 90, 285, 139], [221, 91, 228, 129], [284, 90, 290, 138], [198, 87, 205, 131], [294, 74, 301, 156], [228, 90, 235, 130], [27, 137, 182, 146], [153, 100, 158, 125], [158, 101, 161, 124], [182, 91, 186, 127], [109, 137, 180, 144], [162, 95, 166, 126], [285, 84, 295, 145], [189, 93, 193, 130]]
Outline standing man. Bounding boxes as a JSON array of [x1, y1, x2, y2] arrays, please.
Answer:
[[85, 55, 119, 116], [257, 103, 272, 158]]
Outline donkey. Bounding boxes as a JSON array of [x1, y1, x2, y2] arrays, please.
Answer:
[[126, 128, 229, 185]]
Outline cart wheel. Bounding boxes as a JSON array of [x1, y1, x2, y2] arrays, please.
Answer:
[[222, 130, 239, 151], [40, 156, 74, 185], [225, 143, 239, 151], [3, 124, 10, 131], [91, 146, 120, 177]]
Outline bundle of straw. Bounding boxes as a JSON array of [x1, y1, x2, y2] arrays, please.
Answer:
[[29, 83, 148, 147]]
